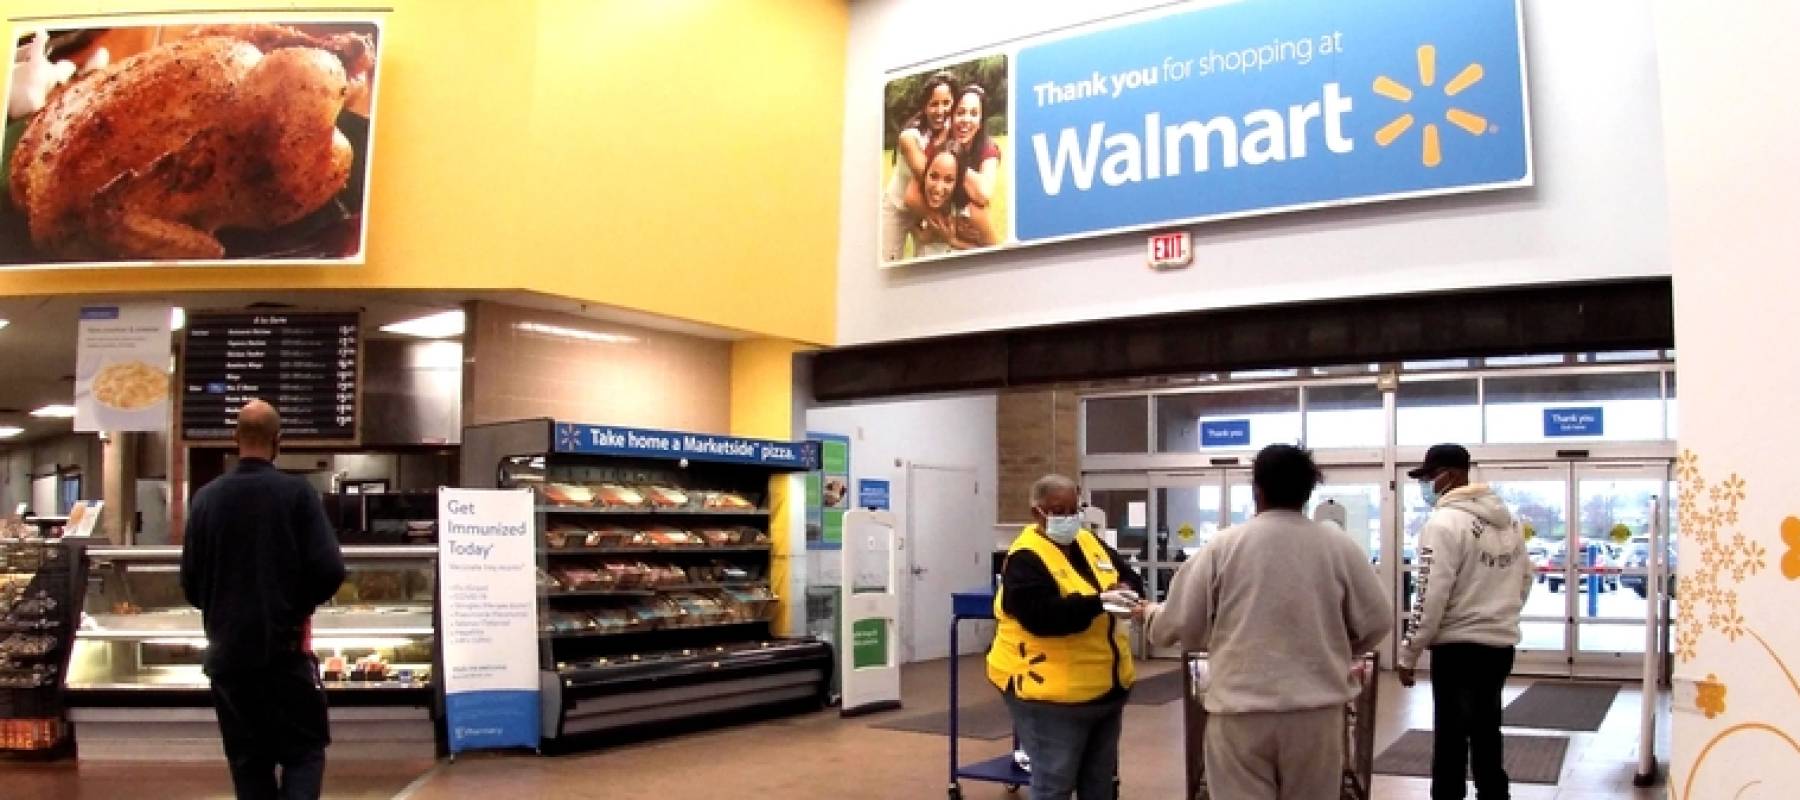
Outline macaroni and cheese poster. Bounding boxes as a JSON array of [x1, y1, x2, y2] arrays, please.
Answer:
[[75, 303, 171, 432], [878, 0, 1530, 265]]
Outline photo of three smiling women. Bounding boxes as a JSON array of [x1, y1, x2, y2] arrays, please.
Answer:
[[881, 57, 1009, 263]]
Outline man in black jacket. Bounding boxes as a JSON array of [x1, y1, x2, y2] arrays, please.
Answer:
[[181, 399, 346, 800]]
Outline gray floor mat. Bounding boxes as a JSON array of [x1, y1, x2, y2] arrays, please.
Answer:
[[868, 701, 1015, 740], [1502, 681, 1621, 731], [1127, 670, 1186, 705], [1373, 729, 1569, 785]]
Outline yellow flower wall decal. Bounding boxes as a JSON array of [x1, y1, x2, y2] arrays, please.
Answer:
[[1697, 674, 1727, 719], [1675, 450, 1766, 662], [1782, 516, 1800, 580]]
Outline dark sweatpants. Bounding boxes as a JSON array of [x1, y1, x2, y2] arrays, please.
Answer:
[[1429, 644, 1516, 800], [209, 653, 331, 800]]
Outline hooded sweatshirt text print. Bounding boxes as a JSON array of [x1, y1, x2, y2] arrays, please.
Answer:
[[1398, 484, 1534, 669]]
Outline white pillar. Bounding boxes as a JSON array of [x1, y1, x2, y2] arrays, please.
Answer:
[[1655, 2, 1800, 795]]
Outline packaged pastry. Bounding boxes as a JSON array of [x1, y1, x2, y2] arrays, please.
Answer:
[[697, 528, 740, 547], [551, 567, 604, 590], [536, 568, 562, 591], [641, 528, 699, 547], [702, 491, 756, 511], [642, 486, 690, 508], [594, 483, 647, 508], [586, 527, 635, 548], [600, 561, 649, 588], [543, 483, 596, 507], [546, 523, 589, 549], [321, 655, 347, 681], [591, 608, 633, 633], [644, 564, 688, 587], [739, 527, 771, 546], [547, 611, 594, 634], [350, 654, 389, 682]]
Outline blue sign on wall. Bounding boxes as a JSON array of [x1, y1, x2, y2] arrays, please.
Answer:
[[1013, 0, 1530, 242], [1201, 419, 1252, 447], [554, 422, 818, 470], [858, 478, 891, 511], [1544, 407, 1604, 437]]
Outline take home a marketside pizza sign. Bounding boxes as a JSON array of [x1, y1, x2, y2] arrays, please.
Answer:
[[878, 0, 1530, 265]]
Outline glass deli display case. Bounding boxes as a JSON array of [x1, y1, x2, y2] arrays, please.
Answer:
[[67, 545, 438, 760], [461, 419, 834, 749]]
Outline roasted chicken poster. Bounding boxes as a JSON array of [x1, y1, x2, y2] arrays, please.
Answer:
[[2, 20, 380, 266]]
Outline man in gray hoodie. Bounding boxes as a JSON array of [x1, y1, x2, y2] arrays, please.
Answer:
[[1399, 444, 1534, 800], [1143, 445, 1391, 799]]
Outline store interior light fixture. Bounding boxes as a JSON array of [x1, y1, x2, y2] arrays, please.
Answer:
[[379, 309, 465, 339], [0, 426, 22, 439], [0, 319, 9, 332], [514, 321, 638, 345], [29, 404, 76, 419], [171, 306, 186, 331]]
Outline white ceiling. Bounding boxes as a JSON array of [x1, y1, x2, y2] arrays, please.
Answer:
[[0, 289, 749, 449]]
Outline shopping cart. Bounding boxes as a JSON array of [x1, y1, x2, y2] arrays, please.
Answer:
[[947, 591, 1026, 798], [1183, 652, 1380, 800]]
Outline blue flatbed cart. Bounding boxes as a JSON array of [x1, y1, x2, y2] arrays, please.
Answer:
[[948, 590, 1026, 798]]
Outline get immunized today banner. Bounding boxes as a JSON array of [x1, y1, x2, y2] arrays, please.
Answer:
[[879, 0, 1530, 263], [439, 488, 540, 754]]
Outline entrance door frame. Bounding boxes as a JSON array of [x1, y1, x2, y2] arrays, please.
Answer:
[[1393, 443, 1675, 679]]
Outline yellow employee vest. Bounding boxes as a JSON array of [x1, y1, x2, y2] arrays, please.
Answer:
[[987, 526, 1136, 703]]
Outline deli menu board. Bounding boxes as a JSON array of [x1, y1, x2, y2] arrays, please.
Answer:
[[181, 311, 361, 443]]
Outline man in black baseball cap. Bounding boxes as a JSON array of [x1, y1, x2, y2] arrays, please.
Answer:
[[1407, 443, 1472, 484], [1398, 442, 1533, 800]]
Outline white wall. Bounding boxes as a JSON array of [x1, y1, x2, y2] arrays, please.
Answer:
[[806, 394, 1000, 656], [1654, 1, 1800, 794], [807, 393, 1000, 552], [837, 0, 1670, 344]]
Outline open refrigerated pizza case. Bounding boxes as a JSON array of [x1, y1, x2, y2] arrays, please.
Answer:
[[65, 545, 438, 760], [460, 419, 833, 750]]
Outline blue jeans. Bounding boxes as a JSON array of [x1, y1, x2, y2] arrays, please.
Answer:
[[1003, 693, 1125, 800]]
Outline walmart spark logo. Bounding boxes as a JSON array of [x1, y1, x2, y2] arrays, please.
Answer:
[[1372, 45, 1490, 167]]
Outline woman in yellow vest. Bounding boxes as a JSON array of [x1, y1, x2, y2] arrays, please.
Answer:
[[989, 474, 1143, 800]]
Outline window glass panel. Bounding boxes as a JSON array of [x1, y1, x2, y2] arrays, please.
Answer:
[[1483, 372, 1664, 443], [1154, 389, 1300, 452], [1485, 354, 1569, 367], [1083, 396, 1149, 454], [1304, 384, 1385, 449], [1397, 379, 1480, 446], [1667, 371, 1678, 439], [1401, 358, 1473, 372]]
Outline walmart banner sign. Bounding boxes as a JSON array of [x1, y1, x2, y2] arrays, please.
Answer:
[[878, 0, 1531, 264], [1014, 0, 1530, 241]]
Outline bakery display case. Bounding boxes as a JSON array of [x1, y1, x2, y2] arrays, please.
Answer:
[[462, 419, 834, 748], [66, 545, 438, 759], [0, 538, 86, 757]]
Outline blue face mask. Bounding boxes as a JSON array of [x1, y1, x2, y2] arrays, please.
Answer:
[[1042, 514, 1082, 545], [1419, 478, 1441, 509]]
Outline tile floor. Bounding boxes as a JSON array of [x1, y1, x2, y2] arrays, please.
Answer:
[[1, 657, 1670, 799]]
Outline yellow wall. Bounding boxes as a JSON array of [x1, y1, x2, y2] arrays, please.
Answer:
[[729, 337, 808, 636], [0, 0, 846, 345], [729, 338, 806, 440]]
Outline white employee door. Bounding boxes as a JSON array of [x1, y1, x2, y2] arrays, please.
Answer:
[[903, 464, 985, 663]]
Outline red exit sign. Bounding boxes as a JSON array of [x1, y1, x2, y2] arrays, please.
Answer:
[[1147, 231, 1192, 269]]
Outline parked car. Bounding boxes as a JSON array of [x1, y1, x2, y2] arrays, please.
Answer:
[[1620, 535, 1679, 598], [1545, 542, 1620, 593]]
